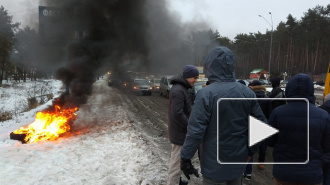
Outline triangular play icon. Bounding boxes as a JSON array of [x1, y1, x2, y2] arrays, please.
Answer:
[[249, 116, 279, 147]]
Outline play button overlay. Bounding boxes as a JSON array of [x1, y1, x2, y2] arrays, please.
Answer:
[[249, 116, 278, 147], [216, 98, 309, 165]]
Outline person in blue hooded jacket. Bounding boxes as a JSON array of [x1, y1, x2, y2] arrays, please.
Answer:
[[267, 73, 330, 185], [180, 46, 267, 184]]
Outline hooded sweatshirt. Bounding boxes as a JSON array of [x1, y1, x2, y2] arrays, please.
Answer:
[[181, 46, 267, 181], [267, 73, 330, 184]]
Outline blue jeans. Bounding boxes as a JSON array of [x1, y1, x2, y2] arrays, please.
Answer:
[[203, 176, 242, 185]]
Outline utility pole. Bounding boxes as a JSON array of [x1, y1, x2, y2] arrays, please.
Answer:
[[259, 12, 273, 79]]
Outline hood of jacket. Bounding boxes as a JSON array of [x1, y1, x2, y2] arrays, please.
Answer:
[[285, 73, 314, 102], [204, 46, 236, 82], [170, 74, 192, 88]]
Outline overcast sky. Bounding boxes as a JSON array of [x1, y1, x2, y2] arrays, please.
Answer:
[[169, 0, 329, 39], [1, 0, 329, 40]]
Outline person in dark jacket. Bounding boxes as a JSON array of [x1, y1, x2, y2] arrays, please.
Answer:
[[267, 73, 330, 185], [319, 93, 330, 184], [269, 76, 286, 110], [243, 80, 272, 180], [320, 94, 330, 114], [167, 65, 199, 185], [180, 46, 267, 184]]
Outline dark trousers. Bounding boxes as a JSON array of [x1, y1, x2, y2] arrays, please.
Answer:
[[244, 141, 267, 175], [258, 141, 266, 162]]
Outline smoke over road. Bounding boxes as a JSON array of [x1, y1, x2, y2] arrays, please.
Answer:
[[39, 0, 208, 104]]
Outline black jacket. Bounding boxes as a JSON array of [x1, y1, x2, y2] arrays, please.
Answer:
[[269, 86, 286, 110], [168, 74, 193, 145], [250, 85, 272, 119], [320, 100, 330, 114]]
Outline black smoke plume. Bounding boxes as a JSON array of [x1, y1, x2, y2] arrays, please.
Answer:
[[40, 0, 207, 105]]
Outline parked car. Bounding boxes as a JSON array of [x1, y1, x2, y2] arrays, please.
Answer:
[[108, 79, 122, 87], [236, 79, 249, 86], [314, 81, 325, 86], [192, 81, 208, 94], [150, 78, 161, 92], [131, 79, 152, 96], [259, 79, 270, 85], [280, 80, 288, 87], [197, 78, 208, 82], [159, 75, 174, 98]]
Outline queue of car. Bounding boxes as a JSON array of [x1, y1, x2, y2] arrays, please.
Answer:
[[108, 75, 294, 98], [150, 78, 161, 92]]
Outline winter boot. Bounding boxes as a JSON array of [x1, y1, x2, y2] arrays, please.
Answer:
[[257, 164, 264, 170]]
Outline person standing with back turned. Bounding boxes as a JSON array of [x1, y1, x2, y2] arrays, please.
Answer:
[[180, 46, 267, 185], [267, 73, 330, 185], [319, 93, 330, 184], [269, 76, 286, 110], [167, 65, 199, 185]]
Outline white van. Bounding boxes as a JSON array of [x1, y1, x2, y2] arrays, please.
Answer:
[[159, 75, 174, 98]]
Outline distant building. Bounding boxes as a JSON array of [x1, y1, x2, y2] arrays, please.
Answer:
[[249, 68, 269, 79]]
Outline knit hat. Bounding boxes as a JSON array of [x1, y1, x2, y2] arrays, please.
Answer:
[[325, 93, 330, 102], [237, 80, 246, 85], [183, 65, 199, 78], [251, 80, 261, 86]]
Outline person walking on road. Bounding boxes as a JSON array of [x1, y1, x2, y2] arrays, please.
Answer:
[[180, 46, 267, 185], [267, 73, 330, 185], [167, 65, 199, 185]]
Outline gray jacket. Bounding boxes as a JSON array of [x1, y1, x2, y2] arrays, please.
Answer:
[[181, 46, 266, 181]]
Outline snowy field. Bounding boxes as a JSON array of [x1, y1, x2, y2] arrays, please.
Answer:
[[0, 79, 168, 185]]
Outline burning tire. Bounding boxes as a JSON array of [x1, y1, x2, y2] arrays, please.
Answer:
[[10, 132, 27, 144]]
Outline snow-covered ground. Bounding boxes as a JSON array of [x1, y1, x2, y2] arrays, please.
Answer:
[[314, 84, 325, 90], [0, 79, 168, 185], [0, 79, 62, 117]]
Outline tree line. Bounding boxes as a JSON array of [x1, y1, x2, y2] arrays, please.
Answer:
[[188, 4, 330, 80], [0, 4, 329, 85]]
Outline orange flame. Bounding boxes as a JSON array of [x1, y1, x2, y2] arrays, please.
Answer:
[[13, 105, 78, 143]]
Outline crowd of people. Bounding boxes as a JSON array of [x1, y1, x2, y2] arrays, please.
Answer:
[[166, 46, 330, 185]]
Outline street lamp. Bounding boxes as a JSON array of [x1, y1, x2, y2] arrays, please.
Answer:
[[259, 12, 273, 79]]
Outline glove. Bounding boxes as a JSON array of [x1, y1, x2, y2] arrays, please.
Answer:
[[180, 158, 199, 180]]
